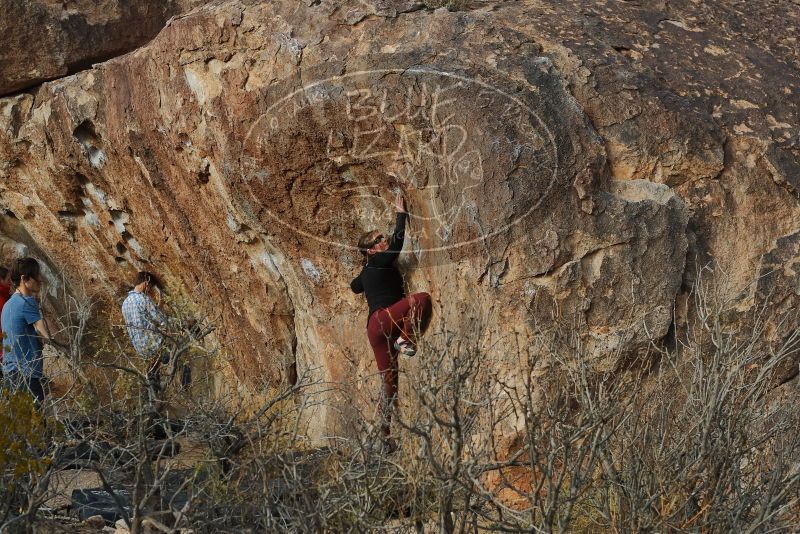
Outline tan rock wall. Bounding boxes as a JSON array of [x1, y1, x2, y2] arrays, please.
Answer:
[[0, 0, 798, 436], [0, 0, 208, 96]]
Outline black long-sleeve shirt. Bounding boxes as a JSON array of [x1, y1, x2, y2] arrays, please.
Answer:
[[350, 213, 407, 318]]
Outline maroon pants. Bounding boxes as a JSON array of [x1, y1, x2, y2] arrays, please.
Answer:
[[367, 292, 432, 435]]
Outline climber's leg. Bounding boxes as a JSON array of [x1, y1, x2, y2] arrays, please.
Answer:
[[367, 308, 400, 436], [401, 292, 433, 341], [365, 294, 434, 434], [382, 292, 433, 344]]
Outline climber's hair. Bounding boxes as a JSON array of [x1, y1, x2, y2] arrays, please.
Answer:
[[0, 267, 8, 280], [135, 271, 163, 292], [357, 230, 380, 258], [10, 257, 41, 286]]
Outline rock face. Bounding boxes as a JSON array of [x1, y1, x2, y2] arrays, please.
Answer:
[[0, 0, 798, 436], [0, 0, 207, 96]]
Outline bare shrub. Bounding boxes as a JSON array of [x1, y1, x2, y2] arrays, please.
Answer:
[[0, 390, 60, 530], [2, 269, 798, 533]]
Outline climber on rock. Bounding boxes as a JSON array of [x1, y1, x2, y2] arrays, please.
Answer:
[[350, 191, 433, 443]]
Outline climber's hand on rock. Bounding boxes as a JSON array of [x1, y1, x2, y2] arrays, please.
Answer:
[[394, 192, 406, 214]]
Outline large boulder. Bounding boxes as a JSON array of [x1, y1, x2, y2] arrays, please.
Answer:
[[0, 0, 797, 436], [0, 0, 207, 96]]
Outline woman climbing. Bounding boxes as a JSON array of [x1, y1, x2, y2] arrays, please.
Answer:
[[351, 192, 433, 444]]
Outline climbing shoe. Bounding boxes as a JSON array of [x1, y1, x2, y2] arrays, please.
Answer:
[[393, 337, 416, 357]]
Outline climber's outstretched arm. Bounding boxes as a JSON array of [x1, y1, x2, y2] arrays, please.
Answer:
[[371, 194, 408, 267], [387, 212, 407, 253], [388, 192, 407, 251]]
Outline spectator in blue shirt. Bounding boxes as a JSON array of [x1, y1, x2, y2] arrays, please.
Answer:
[[2, 257, 56, 403]]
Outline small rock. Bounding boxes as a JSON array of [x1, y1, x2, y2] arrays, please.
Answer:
[[84, 515, 106, 529], [114, 518, 130, 534]]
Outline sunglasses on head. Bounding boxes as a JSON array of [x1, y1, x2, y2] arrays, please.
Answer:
[[371, 234, 386, 247]]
